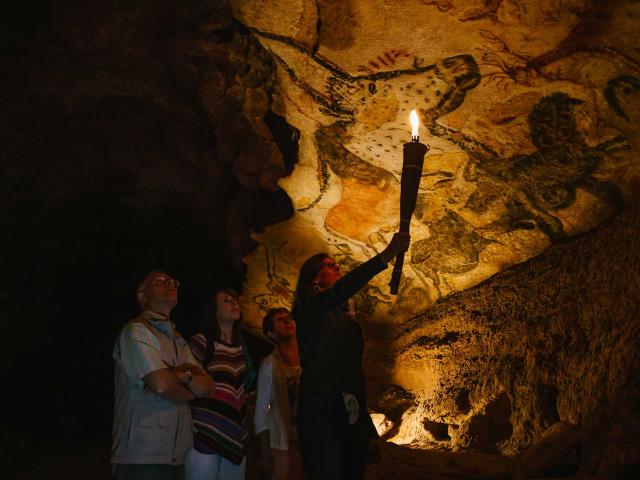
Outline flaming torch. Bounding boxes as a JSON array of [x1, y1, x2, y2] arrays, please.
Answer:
[[389, 110, 429, 295]]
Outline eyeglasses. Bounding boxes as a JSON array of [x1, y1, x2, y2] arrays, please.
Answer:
[[320, 260, 340, 271], [148, 277, 180, 289]]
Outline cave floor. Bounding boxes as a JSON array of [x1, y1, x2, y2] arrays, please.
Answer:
[[7, 429, 587, 480], [364, 441, 511, 480]]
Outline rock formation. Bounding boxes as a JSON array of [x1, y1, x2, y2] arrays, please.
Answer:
[[1, 0, 638, 478], [229, 0, 640, 475]]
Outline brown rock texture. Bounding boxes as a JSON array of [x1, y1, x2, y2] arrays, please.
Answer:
[[235, 0, 640, 326], [388, 194, 640, 474], [2, 1, 639, 478], [228, 1, 640, 475], [0, 0, 294, 295]]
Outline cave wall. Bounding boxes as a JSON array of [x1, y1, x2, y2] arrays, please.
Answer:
[[0, 0, 289, 358], [234, 0, 640, 328], [387, 193, 640, 474], [227, 0, 640, 474], [0, 0, 291, 456], [1, 1, 638, 477]]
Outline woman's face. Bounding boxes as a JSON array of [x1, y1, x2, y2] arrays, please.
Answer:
[[216, 291, 241, 323], [270, 310, 296, 342], [313, 257, 342, 289]]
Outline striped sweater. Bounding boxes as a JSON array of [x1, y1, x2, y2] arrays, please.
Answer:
[[188, 333, 247, 464]]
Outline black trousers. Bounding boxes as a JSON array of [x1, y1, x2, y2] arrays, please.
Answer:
[[297, 394, 370, 480]]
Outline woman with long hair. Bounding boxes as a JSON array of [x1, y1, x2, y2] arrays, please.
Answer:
[[184, 288, 258, 480], [293, 233, 409, 480]]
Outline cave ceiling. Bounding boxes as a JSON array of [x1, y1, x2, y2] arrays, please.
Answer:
[[231, 0, 640, 324]]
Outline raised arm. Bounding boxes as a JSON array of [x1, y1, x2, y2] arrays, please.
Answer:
[[300, 233, 410, 316]]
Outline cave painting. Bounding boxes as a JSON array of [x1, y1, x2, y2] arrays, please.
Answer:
[[298, 53, 481, 218], [233, 0, 639, 324], [357, 49, 413, 74], [429, 92, 629, 241], [605, 75, 640, 122], [409, 90, 630, 296], [247, 46, 484, 313], [252, 243, 295, 313]]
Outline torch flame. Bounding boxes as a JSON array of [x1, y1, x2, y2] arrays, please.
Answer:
[[410, 110, 419, 138]]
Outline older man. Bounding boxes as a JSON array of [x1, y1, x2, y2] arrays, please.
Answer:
[[112, 271, 212, 480]]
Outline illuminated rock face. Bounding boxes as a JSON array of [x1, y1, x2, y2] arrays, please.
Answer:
[[391, 200, 639, 470], [243, 192, 640, 477], [2, 0, 637, 474], [236, 0, 639, 320], [230, 0, 640, 467]]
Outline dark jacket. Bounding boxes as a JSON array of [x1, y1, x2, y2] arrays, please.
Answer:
[[292, 255, 387, 401]]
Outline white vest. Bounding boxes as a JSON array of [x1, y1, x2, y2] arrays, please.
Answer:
[[111, 316, 194, 465]]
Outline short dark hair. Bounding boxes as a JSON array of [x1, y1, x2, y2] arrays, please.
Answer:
[[295, 253, 330, 299], [262, 307, 290, 338]]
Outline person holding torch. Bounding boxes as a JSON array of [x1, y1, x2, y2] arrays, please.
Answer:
[[292, 110, 427, 480], [292, 232, 409, 480]]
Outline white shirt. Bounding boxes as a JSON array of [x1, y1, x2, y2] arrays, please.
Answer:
[[253, 350, 301, 450]]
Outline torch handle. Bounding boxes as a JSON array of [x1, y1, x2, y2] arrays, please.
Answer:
[[389, 221, 410, 295], [389, 140, 428, 295], [389, 252, 405, 295]]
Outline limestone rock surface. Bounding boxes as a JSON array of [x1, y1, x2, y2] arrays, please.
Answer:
[[387, 196, 639, 474], [229, 2, 640, 475], [235, 0, 640, 323]]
